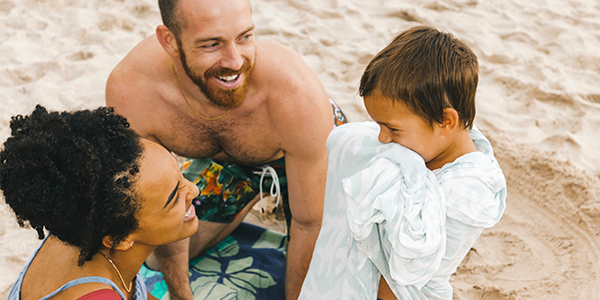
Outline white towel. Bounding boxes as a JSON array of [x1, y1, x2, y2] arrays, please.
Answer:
[[300, 121, 506, 300], [300, 122, 447, 299]]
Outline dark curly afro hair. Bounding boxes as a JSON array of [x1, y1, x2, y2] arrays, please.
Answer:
[[0, 105, 143, 266]]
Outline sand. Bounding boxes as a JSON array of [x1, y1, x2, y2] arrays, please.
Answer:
[[1, 0, 599, 299]]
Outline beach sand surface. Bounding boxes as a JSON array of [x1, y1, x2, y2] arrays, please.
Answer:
[[1, 0, 600, 299]]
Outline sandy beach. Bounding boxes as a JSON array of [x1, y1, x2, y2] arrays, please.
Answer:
[[1, 0, 600, 299]]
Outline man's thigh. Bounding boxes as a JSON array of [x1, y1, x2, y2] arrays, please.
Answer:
[[188, 194, 262, 257], [183, 158, 263, 224]]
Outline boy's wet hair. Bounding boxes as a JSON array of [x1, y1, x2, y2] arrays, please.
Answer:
[[359, 26, 478, 129]]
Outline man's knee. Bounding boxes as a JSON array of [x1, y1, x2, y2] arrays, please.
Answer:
[[188, 220, 231, 257]]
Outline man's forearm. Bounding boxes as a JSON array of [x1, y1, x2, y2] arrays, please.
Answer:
[[285, 223, 321, 300], [154, 238, 194, 300]]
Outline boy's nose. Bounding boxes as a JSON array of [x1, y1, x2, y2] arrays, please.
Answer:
[[378, 129, 393, 144]]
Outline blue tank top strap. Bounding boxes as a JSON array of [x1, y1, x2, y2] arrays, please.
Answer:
[[7, 233, 134, 300], [22, 235, 50, 276], [38, 276, 126, 300], [8, 234, 51, 300]]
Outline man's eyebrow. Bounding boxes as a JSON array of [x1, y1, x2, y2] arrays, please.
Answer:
[[193, 36, 221, 45], [164, 181, 180, 208], [239, 25, 255, 37], [192, 25, 256, 45]]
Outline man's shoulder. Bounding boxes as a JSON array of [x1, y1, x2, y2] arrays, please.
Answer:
[[254, 41, 310, 83], [108, 35, 166, 84], [105, 35, 170, 138], [253, 40, 326, 103], [256, 40, 299, 59], [250, 42, 332, 150]]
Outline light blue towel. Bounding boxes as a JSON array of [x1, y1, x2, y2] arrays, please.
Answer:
[[300, 122, 447, 299], [422, 127, 506, 299], [300, 122, 506, 300]]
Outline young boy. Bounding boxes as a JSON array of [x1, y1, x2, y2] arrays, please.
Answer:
[[299, 26, 506, 299]]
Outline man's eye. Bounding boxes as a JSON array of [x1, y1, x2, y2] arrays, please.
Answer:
[[203, 42, 219, 49]]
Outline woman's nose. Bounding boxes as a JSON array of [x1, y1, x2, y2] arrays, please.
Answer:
[[185, 179, 200, 199]]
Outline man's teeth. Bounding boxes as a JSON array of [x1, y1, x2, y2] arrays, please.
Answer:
[[184, 207, 192, 219], [218, 74, 239, 82]]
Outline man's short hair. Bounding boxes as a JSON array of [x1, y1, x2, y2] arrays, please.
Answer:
[[359, 26, 478, 129], [159, 0, 184, 37]]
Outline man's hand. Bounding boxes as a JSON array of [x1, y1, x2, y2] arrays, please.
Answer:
[[285, 219, 322, 299]]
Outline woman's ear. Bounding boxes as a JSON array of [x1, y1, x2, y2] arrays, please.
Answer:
[[440, 108, 460, 136], [102, 236, 135, 252], [156, 25, 180, 58]]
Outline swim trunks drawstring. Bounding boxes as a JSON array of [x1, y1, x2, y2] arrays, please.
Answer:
[[256, 166, 281, 213]]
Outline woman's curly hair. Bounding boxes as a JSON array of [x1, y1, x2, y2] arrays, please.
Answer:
[[0, 105, 143, 266]]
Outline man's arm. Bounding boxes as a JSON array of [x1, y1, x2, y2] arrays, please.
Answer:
[[261, 41, 333, 299], [150, 238, 195, 300], [284, 148, 328, 300]]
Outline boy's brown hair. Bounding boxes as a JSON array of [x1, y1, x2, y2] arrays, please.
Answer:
[[359, 26, 478, 129]]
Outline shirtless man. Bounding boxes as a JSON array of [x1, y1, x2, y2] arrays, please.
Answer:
[[105, 0, 347, 299]]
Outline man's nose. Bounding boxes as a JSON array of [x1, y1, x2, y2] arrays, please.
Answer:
[[221, 43, 244, 71]]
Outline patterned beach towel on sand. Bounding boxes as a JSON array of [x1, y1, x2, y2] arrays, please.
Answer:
[[142, 222, 287, 300]]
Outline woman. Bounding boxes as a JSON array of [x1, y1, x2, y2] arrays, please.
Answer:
[[0, 105, 200, 299]]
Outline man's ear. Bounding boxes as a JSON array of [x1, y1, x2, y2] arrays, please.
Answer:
[[440, 108, 460, 136], [102, 236, 135, 252], [156, 25, 180, 58]]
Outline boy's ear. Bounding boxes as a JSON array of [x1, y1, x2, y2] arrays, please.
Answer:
[[440, 108, 460, 136], [156, 25, 180, 58], [102, 236, 135, 252]]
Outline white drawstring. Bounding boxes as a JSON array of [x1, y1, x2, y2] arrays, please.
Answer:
[[254, 166, 281, 213]]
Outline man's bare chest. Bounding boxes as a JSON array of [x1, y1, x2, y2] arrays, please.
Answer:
[[156, 113, 282, 165]]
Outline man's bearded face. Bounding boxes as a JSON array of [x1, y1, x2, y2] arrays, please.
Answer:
[[179, 47, 254, 108]]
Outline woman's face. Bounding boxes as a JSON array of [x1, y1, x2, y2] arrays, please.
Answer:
[[130, 139, 199, 247]]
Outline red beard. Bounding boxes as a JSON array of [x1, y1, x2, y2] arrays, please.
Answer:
[[179, 50, 254, 109]]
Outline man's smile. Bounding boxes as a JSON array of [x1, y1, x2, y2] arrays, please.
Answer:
[[213, 72, 244, 89], [217, 74, 240, 82]]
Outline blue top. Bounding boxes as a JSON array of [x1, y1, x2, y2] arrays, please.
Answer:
[[8, 234, 147, 300]]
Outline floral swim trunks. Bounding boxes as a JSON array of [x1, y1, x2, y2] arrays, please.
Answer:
[[182, 98, 348, 225], [182, 157, 289, 224]]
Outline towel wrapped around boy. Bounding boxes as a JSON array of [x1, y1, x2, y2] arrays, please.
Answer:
[[300, 122, 505, 299]]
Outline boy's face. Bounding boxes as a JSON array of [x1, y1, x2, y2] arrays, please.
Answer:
[[364, 93, 446, 167]]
